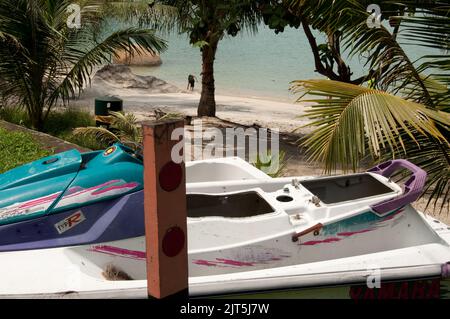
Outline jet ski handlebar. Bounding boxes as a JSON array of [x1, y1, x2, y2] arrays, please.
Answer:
[[368, 160, 427, 216]]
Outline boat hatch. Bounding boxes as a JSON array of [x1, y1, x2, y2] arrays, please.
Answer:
[[301, 173, 394, 204], [187, 192, 274, 218]]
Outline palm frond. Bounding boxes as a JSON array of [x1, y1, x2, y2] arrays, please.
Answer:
[[288, 0, 448, 108], [291, 79, 450, 171], [72, 126, 120, 145], [382, 129, 449, 214], [79, 0, 179, 32], [252, 150, 287, 177], [397, 13, 450, 51], [108, 111, 142, 143], [51, 26, 167, 105], [0, 0, 170, 129], [163, 0, 262, 43]]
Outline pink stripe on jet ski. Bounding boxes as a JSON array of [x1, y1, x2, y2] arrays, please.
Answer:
[[193, 258, 255, 267], [215, 258, 254, 266], [193, 259, 218, 267], [18, 193, 60, 209], [89, 245, 146, 260], [62, 180, 123, 199], [91, 182, 139, 196]]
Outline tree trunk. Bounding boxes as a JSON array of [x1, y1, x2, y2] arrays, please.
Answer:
[[198, 39, 218, 117], [327, 31, 352, 83], [30, 112, 44, 131], [28, 101, 44, 131], [302, 18, 366, 84]]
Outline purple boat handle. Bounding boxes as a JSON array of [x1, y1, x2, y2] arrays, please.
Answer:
[[367, 160, 427, 215]]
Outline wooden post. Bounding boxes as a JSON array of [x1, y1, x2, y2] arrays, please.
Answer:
[[143, 119, 188, 299]]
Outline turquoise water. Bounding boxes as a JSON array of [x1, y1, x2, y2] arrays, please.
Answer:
[[130, 24, 434, 101], [132, 26, 332, 101]]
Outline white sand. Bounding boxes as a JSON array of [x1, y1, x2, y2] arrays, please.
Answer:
[[70, 67, 448, 220], [75, 65, 312, 134], [74, 90, 313, 135]]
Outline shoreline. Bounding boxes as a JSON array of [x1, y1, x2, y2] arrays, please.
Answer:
[[129, 68, 298, 105], [166, 79, 297, 104], [74, 90, 313, 136], [72, 64, 312, 135]]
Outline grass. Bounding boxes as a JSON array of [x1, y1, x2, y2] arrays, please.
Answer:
[[0, 107, 29, 127], [0, 127, 53, 173], [0, 106, 106, 150]]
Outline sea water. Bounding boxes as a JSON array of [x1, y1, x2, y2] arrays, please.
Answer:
[[131, 25, 333, 101], [128, 24, 433, 102]]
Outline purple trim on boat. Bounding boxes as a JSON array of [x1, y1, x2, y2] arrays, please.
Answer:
[[0, 191, 145, 252], [441, 263, 450, 278], [368, 160, 427, 216]]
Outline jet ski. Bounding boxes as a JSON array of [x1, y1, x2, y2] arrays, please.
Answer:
[[0, 144, 145, 251], [0, 143, 267, 252], [0, 144, 449, 298]]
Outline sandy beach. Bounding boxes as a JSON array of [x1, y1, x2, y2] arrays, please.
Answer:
[[82, 92, 311, 132], [71, 65, 448, 220], [72, 65, 325, 168], [72, 65, 311, 134]]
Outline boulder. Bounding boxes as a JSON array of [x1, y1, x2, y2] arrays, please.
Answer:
[[88, 64, 181, 95]]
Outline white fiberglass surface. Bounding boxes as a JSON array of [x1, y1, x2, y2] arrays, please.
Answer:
[[186, 157, 270, 183]]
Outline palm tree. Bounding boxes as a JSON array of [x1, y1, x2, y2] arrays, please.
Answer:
[[77, 0, 261, 117], [0, 0, 167, 131], [161, 0, 261, 117], [289, 0, 449, 211], [73, 111, 142, 149]]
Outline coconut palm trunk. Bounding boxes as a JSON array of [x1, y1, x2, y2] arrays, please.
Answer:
[[30, 104, 44, 131], [198, 39, 218, 117]]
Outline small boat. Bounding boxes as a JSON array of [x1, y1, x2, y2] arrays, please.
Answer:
[[0, 143, 449, 298]]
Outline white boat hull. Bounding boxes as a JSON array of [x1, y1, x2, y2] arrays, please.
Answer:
[[0, 211, 448, 298], [0, 157, 448, 298]]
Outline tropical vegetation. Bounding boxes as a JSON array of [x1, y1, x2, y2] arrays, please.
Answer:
[[0, 0, 448, 212], [72, 109, 182, 150], [73, 111, 142, 149], [160, 0, 262, 117], [287, 0, 449, 211], [0, 0, 166, 130], [252, 150, 287, 177]]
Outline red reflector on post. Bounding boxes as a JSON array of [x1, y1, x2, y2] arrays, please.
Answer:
[[162, 226, 185, 257], [159, 161, 183, 192]]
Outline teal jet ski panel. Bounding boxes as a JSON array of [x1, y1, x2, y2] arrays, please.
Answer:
[[0, 144, 143, 225], [0, 151, 81, 224], [51, 145, 143, 213]]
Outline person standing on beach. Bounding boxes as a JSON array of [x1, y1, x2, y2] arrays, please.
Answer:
[[187, 74, 197, 91]]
